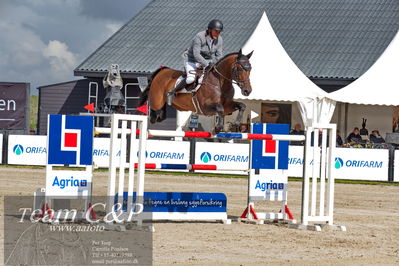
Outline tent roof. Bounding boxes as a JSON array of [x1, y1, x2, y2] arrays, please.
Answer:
[[328, 31, 399, 106], [235, 12, 327, 102]]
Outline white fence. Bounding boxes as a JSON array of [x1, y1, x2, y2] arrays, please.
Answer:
[[6, 134, 394, 182]]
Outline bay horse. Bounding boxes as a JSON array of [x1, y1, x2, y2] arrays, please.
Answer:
[[139, 49, 253, 133]]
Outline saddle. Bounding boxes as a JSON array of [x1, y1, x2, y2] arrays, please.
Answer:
[[177, 68, 205, 94]]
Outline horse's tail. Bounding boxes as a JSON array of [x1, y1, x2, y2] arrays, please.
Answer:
[[138, 66, 169, 106], [138, 87, 149, 106]]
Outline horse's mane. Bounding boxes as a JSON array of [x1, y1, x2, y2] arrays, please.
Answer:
[[151, 66, 169, 79], [216, 52, 240, 64]]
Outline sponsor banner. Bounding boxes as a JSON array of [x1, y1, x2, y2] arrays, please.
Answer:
[[93, 139, 190, 168], [8, 135, 47, 165], [119, 192, 227, 213], [395, 150, 399, 182], [47, 115, 93, 166], [8, 136, 190, 168], [0, 133, 2, 163], [334, 148, 388, 181], [0, 82, 28, 130], [46, 169, 92, 197], [249, 123, 289, 199], [287, 145, 304, 177], [195, 142, 249, 175], [287, 146, 389, 181], [249, 169, 287, 199], [6, 134, 391, 181], [251, 123, 289, 169]]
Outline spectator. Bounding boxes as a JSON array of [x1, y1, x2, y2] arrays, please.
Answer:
[[336, 130, 343, 147], [290, 123, 305, 145], [310, 129, 328, 147], [290, 123, 304, 135], [346, 127, 363, 144], [240, 123, 248, 133], [369, 130, 385, 144]]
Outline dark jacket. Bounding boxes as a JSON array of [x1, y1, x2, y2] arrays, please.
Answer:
[[346, 133, 362, 143], [370, 134, 385, 143]]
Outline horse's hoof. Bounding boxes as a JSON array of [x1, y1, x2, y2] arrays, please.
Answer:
[[150, 117, 157, 124], [214, 127, 223, 134], [156, 116, 165, 122]]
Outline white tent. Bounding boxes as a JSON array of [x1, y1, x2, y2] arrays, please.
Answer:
[[236, 12, 336, 126], [329, 31, 399, 106]]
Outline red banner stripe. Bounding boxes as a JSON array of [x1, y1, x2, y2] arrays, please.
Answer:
[[265, 140, 276, 153]]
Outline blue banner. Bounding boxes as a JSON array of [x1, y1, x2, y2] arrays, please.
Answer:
[[48, 115, 93, 165], [251, 123, 289, 169], [117, 192, 227, 213]]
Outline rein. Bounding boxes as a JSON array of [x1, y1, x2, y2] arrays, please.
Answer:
[[211, 61, 250, 87]]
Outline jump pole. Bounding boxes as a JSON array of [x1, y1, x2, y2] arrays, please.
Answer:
[[95, 126, 305, 142]]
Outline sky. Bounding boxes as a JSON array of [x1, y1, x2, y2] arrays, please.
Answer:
[[0, 0, 151, 95]]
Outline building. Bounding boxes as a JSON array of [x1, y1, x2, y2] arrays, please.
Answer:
[[37, 0, 399, 134]]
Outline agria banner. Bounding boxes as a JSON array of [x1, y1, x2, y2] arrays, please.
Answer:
[[46, 115, 93, 197], [47, 114, 93, 166], [249, 123, 289, 200]]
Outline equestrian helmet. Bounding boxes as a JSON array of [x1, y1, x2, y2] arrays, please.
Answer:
[[208, 19, 223, 31]]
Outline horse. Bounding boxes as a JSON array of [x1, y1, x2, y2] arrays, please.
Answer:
[[139, 49, 253, 133]]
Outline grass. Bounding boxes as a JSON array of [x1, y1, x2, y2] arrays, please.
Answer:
[[1, 164, 398, 186]]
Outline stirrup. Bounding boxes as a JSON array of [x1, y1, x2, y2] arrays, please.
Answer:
[[167, 92, 175, 106]]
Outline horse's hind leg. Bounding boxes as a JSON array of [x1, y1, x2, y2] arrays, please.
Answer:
[[149, 109, 159, 123], [149, 105, 167, 123], [157, 104, 167, 122]]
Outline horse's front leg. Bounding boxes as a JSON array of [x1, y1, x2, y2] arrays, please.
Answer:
[[215, 113, 225, 134], [205, 103, 225, 134], [232, 101, 246, 127]]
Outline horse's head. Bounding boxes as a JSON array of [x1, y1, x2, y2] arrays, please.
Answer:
[[233, 49, 253, 96]]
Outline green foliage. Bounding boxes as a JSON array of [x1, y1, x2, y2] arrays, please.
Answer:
[[30, 95, 38, 132]]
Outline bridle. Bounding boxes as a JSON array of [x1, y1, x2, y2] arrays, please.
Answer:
[[211, 58, 251, 88]]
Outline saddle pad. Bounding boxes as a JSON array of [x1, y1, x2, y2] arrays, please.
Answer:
[[175, 75, 203, 94]]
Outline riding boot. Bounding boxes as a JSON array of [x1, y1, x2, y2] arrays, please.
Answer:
[[166, 79, 187, 106]]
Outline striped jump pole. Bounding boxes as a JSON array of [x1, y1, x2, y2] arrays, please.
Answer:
[[133, 163, 248, 171], [95, 127, 306, 142], [147, 130, 306, 141]]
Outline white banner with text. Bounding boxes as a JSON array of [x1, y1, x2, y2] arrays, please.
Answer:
[[7, 135, 190, 168], [194, 142, 249, 175], [6, 135, 392, 181]]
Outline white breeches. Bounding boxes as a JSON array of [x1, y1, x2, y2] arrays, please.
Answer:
[[184, 61, 201, 84]]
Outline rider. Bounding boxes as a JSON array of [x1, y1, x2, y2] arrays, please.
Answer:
[[166, 19, 224, 105]]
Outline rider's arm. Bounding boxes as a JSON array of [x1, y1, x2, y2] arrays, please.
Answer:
[[192, 35, 209, 66], [214, 36, 223, 62]]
